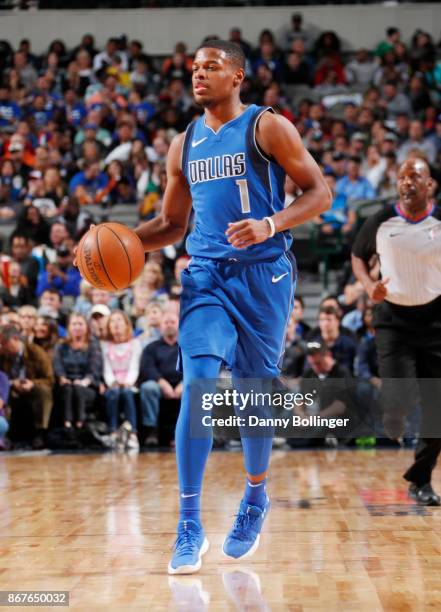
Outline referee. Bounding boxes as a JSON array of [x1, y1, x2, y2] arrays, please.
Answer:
[[352, 157, 441, 506]]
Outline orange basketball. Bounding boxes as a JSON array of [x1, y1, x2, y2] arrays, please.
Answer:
[[76, 222, 145, 291]]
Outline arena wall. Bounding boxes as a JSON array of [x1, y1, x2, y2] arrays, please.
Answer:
[[1, 3, 440, 54]]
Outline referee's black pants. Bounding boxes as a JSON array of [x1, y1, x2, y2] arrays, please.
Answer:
[[375, 303, 441, 486]]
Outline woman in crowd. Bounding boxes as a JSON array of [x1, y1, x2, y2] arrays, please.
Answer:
[[34, 315, 59, 360], [53, 313, 102, 430], [136, 300, 164, 346], [125, 261, 167, 320], [0, 260, 34, 308], [101, 310, 142, 451]]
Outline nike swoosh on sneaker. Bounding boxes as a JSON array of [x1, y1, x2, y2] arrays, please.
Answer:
[[272, 272, 289, 283], [192, 137, 208, 148], [181, 493, 199, 498]]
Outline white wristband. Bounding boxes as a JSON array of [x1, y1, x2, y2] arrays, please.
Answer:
[[264, 216, 276, 238]]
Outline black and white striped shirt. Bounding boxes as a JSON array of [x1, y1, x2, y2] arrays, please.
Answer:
[[352, 204, 441, 308]]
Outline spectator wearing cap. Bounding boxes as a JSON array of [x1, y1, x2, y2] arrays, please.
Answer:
[[88, 304, 111, 340], [7, 138, 32, 187], [336, 155, 376, 207], [381, 132, 399, 156], [397, 119, 437, 165], [36, 242, 82, 298], [0, 324, 54, 449], [329, 151, 347, 179], [345, 49, 377, 88], [349, 132, 368, 157], [289, 339, 354, 448]]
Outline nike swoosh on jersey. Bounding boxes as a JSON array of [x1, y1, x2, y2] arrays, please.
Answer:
[[272, 272, 289, 283], [191, 137, 208, 148], [181, 493, 198, 498]]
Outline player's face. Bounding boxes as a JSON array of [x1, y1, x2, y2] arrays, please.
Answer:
[[192, 48, 243, 107]]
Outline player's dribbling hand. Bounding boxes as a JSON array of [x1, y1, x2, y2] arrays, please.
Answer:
[[368, 278, 390, 303], [226, 219, 271, 249]]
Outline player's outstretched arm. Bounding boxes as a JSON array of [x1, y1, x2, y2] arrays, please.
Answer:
[[258, 112, 331, 230], [134, 133, 192, 252]]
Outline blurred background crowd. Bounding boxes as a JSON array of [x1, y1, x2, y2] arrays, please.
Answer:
[[0, 14, 439, 451]]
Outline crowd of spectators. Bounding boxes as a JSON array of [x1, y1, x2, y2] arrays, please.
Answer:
[[0, 16, 439, 450]]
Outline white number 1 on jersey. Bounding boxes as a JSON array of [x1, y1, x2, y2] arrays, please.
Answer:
[[236, 179, 250, 214]]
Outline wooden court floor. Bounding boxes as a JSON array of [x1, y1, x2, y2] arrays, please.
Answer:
[[1, 449, 441, 611]]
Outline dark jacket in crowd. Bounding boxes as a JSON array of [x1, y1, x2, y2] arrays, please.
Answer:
[[138, 339, 182, 387]]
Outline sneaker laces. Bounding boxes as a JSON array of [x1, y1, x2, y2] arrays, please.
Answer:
[[174, 524, 199, 555], [230, 508, 258, 541]]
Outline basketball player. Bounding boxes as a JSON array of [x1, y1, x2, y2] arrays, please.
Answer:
[[135, 40, 331, 574], [352, 158, 441, 506]]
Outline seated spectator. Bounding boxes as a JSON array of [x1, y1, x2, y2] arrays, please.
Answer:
[[361, 145, 387, 191], [336, 155, 376, 205], [15, 205, 51, 247], [9, 232, 40, 295], [0, 324, 54, 449], [229, 27, 253, 58], [138, 311, 182, 446], [168, 256, 190, 298], [68, 161, 109, 205], [284, 52, 312, 86], [88, 304, 111, 340], [101, 310, 142, 451], [280, 310, 306, 384], [309, 305, 358, 373], [379, 81, 412, 120], [33, 315, 59, 360], [0, 370, 9, 450], [319, 172, 353, 239], [136, 300, 164, 347], [53, 313, 102, 430], [38, 288, 67, 333], [125, 261, 167, 320], [375, 27, 401, 59], [345, 49, 377, 88], [291, 340, 354, 446], [283, 13, 313, 52], [354, 307, 379, 385], [18, 305, 37, 342], [341, 293, 371, 335], [57, 196, 94, 241], [397, 120, 437, 165], [0, 260, 34, 308], [292, 296, 311, 339], [36, 242, 81, 298]]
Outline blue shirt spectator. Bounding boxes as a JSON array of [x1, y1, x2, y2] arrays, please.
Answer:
[[69, 162, 108, 204], [36, 247, 82, 298], [336, 155, 376, 204]]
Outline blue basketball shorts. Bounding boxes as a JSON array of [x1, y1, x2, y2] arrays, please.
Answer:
[[178, 252, 297, 378]]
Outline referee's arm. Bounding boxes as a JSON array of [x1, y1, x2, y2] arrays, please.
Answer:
[[351, 216, 389, 304]]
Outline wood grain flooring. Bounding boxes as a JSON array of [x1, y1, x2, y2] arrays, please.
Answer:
[[0, 449, 441, 611]]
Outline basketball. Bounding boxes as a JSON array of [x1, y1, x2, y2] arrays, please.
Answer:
[[76, 222, 145, 291]]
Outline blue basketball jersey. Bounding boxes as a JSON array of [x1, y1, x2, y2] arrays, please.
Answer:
[[181, 104, 293, 262]]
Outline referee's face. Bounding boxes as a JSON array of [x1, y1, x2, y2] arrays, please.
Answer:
[[397, 159, 432, 213]]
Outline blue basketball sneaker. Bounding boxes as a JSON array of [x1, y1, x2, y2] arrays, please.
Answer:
[[222, 497, 270, 559], [168, 519, 210, 575]]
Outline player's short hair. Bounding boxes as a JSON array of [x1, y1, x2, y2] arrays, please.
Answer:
[[196, 39, 245, 70]]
